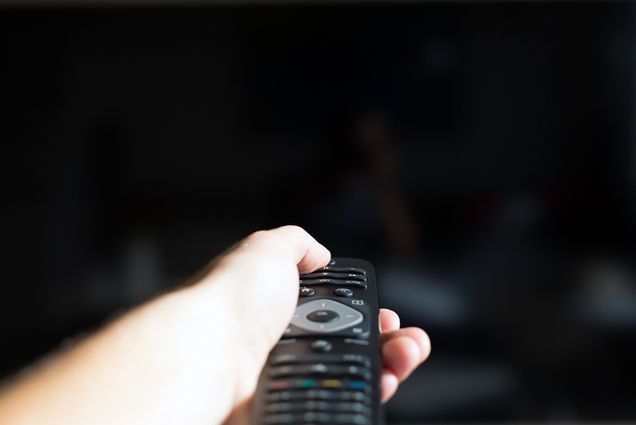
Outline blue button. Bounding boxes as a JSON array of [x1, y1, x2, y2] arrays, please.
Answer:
[[347, 380, 368, 390]]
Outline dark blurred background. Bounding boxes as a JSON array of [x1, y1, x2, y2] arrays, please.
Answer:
[[2, 1, 636, 423]]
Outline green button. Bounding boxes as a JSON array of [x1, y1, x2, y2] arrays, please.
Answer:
[[295, 379, 318, 389]]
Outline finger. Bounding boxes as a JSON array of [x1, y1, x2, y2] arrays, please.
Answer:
[[380, 327, 431, 364], [268, 225, 331, 273], [381, 329, 431, 382], [235, 225, 331, 274], [381, 336, 421, 382], [380, 370, 399, 403], [379, 308, 400, 333]]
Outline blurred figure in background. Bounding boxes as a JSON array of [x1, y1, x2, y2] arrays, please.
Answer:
[[305, 109, 419, 260]]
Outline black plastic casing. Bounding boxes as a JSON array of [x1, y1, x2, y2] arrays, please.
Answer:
[[251, 258, 382, 425]]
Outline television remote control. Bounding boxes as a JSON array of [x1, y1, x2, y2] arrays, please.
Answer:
[[251, 258, 381, 425]]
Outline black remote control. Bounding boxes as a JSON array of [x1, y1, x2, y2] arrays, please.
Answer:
[[251, 258, 381, 425]]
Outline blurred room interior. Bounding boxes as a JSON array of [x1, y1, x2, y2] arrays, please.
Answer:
[[1, 0, 636, 423]]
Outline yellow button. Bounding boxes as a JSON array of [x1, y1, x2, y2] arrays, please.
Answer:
[[321, 379, 342, 388]]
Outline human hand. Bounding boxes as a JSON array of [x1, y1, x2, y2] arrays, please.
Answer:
[[202, 226, 431, 423], [0, 226, 430, 425]]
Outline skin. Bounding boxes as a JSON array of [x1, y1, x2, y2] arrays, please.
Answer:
[[0, 225, 430, 425]]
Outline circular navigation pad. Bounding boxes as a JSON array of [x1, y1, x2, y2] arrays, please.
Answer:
[[307, 309, 339, 323], [290, 298, 364, 333]]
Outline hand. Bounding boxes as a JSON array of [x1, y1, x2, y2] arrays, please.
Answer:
[[212, 226, 430, 423], [0, 226, 430, 425]]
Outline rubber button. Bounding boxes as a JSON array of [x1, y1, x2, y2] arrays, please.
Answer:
[[295, 379, 318, 389], [346, 380, 368, 391], [310, 339, 332, 352], [334, 288, 354, 297], [299, 287, 315, 297], [307, 309, 339, 323], [268, 380, 292, 391], [302, 271, 367, 282], [321, 379, 343, 388], [299, 278, 367, 288]]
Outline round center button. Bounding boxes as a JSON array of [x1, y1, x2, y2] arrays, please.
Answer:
[[306, 309, 339, 323]]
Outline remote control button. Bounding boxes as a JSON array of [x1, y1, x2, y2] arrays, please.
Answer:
[[268, 401, 334, 413], [266, 391, 294, 402], [344, 338, 369, 346], [268, 380, 293, 391], [271, 354, 371, 368], [295, 379, 319, 389], [351, 326, 368, 338], [270, 365, 322, 378], [291, 299, 364, 333], [333, 402, 371, 414], [299, 287, 315, 297], [303, 400, 332, 411], [330, 391, 369, 404], [309, 363, 329, 373], [267, 390, 370, 404], [269, 401, 369, 414], [302, 412, 332, 423], [320, 379, 343, 388], [266, 412, 368, 424], [310, 340, 332, 352], [334, 413, 369, 424], [342, 365, 372, 381], [282, 401, 365, 415], [306, 309, 339, 323], [271, 354, 299, 365], [266, 412, 336, 424], [334, 288, 354, 297], [264, 413, 295, 424], [317, 266, 367, 275], [339, 391, 370, 403], [301, 272, 367, 282], [342, 354, 372, 368], [346, 380, 369, 391], [269, 366, 295, 378], [299, 278, 367, 289], [266, 402, 295, 413], [269, 364, 370, 380]]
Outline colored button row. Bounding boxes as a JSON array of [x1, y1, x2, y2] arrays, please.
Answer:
[[268, 379, 370, 392]]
